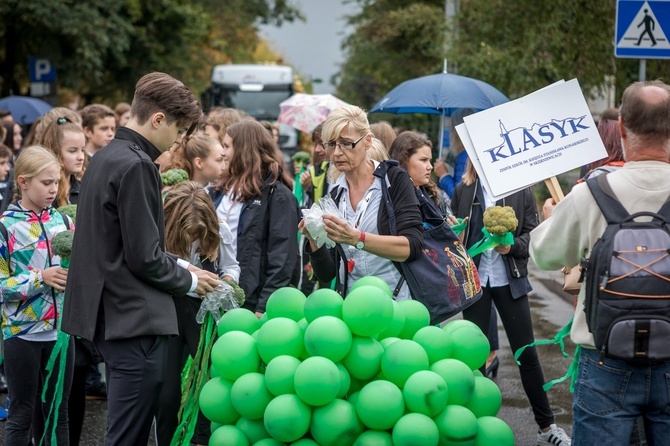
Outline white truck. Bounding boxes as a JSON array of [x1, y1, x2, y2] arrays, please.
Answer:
[[202, 64, 298, 154]]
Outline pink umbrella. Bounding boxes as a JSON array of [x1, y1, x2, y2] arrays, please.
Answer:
[[278, 93, 350, 133]]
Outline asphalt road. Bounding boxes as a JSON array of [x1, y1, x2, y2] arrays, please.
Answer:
[[0, 263, 576, 445]]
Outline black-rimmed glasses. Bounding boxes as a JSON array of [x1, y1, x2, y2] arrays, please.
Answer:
[[325, 135, 365, 151]]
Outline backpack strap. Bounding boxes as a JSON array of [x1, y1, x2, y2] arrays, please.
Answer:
[[586, 175, 631, 224], [0, 221, 7, 251], [59, 212, 71, 230]]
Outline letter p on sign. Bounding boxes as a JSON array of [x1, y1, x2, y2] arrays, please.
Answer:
[[29, 57, 56, 82]]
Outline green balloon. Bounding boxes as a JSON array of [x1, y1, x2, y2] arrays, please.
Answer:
[[211, 421, 222, 433], [304, 316, 352, 362], [442, 319, 479, 336], [473, 370, 484, 378], [211, 331, 260, 381], [353, 431, 393, 446], [291, 440, 319, 446], [265, 355, 301, 396], [347, 390, 360, 408], [218, 308, 263, 336], [256, 317, 304, 363], [342, 336, 384, 380], [266, 287, 307, 321], [263, 394, 311, 443], [397, 300, 430, 339], [294, 356, 340, 406], [449, 326, 490, 371], [430, 359, 475, 406], [413, 326, 453, 364], [304, 288, 344, 322], [310, 399, 364, 446], [402, 370, 448, 417], [210, 425, 250, 446], [380, 340, 429, 388], [474, 417, 515, 446], [464, 376, 502, 418], [355, 380, 404, 430], [259, 313, 269, 324], [350, 276, 393, 298], [199, 377, 239, 425], [236, 417, 269, 444], [231, 373, 273, 420], [253, 439, 286, 446], [210, 364, 220, 379], [377, 300, 406, 339], [392, 413, 439, 446], [379, 336, 401, 350], [336, 363, 351, 398], [342, 286, 393, 337], [433, 405, 478, 446]]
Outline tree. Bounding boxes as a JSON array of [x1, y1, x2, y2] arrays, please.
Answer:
[[337, 0, 670, 116], [0, 0, 302, 101], [337, 0, 448, 110]]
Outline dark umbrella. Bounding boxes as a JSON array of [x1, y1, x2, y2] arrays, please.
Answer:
[[369, 63, 508, 158], [0, 96, 53, 125]]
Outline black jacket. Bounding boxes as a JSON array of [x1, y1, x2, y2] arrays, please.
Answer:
[[61, 127, 192, 340], [307, 162, 423, 293], [451, 179, 538, 298], [212, 175, 299, 313]]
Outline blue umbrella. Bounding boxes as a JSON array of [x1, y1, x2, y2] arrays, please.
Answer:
[[369, 65, 508, 158], [0, 96, 53, 125]]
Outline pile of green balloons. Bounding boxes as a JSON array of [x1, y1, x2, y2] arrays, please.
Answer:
[[201, 276, 515, 446]]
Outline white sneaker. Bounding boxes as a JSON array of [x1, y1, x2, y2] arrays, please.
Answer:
[[537, 424, 571, 446]]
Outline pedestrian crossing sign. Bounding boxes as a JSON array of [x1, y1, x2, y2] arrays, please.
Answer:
[[616, 0, 670, 58]]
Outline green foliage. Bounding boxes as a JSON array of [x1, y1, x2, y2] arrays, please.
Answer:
[[51, 230, 75, 258], [0, 0, 303, 100], [57, 205, 77, 224], [161, 169, 190, 187], [337, 0, 670, 130], [482, 206, 518, 235], [222, 278, 246, 307], [338, 1, 447, 110]]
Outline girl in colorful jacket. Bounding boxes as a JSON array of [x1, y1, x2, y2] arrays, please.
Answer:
[[0, 145, 74, 446]]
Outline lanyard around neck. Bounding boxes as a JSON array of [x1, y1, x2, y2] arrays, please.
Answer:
[[342, 188, 375, 230]]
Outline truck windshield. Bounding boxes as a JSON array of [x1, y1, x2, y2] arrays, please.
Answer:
[[214, 89, 291, 120]]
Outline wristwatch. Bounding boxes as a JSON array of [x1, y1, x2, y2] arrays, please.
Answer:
[[355, 231, 366, 250]]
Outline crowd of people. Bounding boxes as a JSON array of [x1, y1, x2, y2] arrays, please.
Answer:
[[0, 71, 667, 446]]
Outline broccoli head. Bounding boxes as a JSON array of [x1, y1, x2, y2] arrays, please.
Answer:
[[161, 169, 189, 186], [291, 151, 311, 169], [222, 278, 246, 307], [52, 230, 75, 259], [57, 204, 77, 224], [483, 206, 518, 235]]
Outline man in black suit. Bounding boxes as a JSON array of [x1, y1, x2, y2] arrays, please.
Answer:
[[61, 72, 220, 445]]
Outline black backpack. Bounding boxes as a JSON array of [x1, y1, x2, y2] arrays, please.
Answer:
[[582, 174, 670, 362]]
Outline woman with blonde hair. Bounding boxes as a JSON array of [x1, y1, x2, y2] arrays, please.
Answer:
[[301, 105, 423, 298]]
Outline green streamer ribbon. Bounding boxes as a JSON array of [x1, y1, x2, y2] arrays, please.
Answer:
[[467, 227, 514, 258], [40, 257, 71, 446], [450, 218, 467, 235], [513, 318, 581, 392], [170, 314, 217, 446]]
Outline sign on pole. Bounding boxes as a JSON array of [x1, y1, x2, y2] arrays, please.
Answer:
[[456, 79, 607, 200], [615, 0, 670, 58]]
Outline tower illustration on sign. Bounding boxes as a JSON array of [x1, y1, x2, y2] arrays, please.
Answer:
[[618, 1, 670, 49]]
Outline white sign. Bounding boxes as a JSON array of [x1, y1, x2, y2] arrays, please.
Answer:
[[457, 79, 607, 200]]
